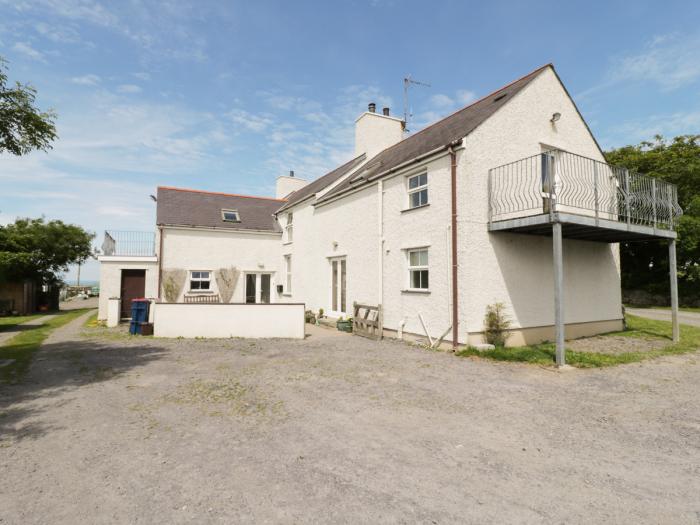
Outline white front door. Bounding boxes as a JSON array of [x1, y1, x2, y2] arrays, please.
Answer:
[[329, 257, 347, 316], [245, 273, 272, 304]]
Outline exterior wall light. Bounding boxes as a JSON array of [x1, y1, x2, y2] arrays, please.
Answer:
[[550, 112, 561, 123]]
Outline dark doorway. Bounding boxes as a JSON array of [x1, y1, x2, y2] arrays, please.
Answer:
[[120, 269, 146, 318], [245, 274, 256, 304]]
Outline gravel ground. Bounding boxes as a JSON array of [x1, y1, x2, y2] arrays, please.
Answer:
[[627, 307, 700, 328], [567, 334, 669, 355], [1, 312, 699, 524]]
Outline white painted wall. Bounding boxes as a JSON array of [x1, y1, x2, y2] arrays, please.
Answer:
[[456, 66, 622, 339], [97, 257, 158, 320], [280, 184, 380, 316], [153, 303, 305, 338], [355, 111, 404, 159], [160, 227, 281, 303]]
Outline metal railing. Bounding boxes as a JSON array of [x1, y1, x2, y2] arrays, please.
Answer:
[[488, 150, 682, 230], [101, 231, 155, 256]]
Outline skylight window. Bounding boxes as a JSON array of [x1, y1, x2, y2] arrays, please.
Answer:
[[221, 209, 240, 222]]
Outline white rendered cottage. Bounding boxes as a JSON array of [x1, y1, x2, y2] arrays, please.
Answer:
[[98, 64, 682, 363]]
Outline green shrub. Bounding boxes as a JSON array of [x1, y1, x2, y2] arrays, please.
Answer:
[[484, 302, 511, 347]]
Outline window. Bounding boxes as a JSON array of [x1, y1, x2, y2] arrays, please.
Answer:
[[407, 249, 429, 290], [285, 213, 293, 243], [284, 255, 292, 293], [407, 172, 428, 209], [221, 209, 240, 222], [190, 271, 211, 291]]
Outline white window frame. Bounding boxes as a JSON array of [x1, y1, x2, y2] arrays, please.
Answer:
[[406, 248, 429, 291], [407, 171, 428, 209], [189, 270, 212, 292], [285, 213, 293, 243], [284, 255, 292, 294], [221, 209, 240, 223]]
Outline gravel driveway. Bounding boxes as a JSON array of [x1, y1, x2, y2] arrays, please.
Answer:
[[627, 307, 700, 328], [1, 312, 699, 524]]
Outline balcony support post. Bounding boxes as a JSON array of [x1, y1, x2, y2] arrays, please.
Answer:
[[669, 239, 680, 343], [552, 221, 565, 367]]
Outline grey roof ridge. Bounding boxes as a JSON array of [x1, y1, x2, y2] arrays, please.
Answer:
[[314, 63, 553, 206], [275, 152, 367, 213]]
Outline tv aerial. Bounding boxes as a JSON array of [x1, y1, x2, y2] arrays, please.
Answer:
[[403, 75, 431, 133]]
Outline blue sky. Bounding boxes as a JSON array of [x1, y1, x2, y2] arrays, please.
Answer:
[[1, 0, 699, 281]]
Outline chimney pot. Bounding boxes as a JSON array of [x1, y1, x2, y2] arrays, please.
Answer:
[[382, 107, 390, 116], [368, 102, 376, 113], [289, 170, 294, 177]]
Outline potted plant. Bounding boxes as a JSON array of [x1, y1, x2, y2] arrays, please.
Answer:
[[336, 316, 353, 333]]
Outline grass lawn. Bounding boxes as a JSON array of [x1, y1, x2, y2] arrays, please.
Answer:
[[0, 309, 92, 383], [0, 313, 49, 332], [456, 314, 700, 368]]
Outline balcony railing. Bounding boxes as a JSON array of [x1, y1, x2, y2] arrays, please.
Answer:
[[488, 150, 682, 230], [101, 231, 155, 257]]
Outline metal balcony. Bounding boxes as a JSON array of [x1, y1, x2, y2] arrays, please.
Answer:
[[101, 231, 155, 257], [488, 150, 683, 242]]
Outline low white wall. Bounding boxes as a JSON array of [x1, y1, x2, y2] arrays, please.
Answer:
[[152, 302, 306, 339]]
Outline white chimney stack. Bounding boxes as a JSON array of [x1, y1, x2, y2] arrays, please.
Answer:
[[355, 103, 404, 159], [276, 170, 308, 199]]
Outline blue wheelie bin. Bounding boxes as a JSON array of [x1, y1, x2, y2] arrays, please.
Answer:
[[129, 299, 150, 335]]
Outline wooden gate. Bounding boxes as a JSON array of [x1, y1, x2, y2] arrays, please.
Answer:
[[352, 302, 383, 340]]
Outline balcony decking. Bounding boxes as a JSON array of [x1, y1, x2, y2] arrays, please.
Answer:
[[488, 150, 682, 243], [487, 150, 682, 367], [101, 231, 156, 257]]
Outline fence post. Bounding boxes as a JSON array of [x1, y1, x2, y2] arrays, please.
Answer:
[[625, 171, 631, 226], [487, 169, 492, 224], [593, 161, 599, 225], [652, 178, 657, 230]]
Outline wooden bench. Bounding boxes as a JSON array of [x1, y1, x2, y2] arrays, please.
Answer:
[[183, 294, 221, 304]]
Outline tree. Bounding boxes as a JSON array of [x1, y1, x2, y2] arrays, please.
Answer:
[[605, 135, 700, 305], [0, 218, 94, 284], [0, 57, 57, 155]]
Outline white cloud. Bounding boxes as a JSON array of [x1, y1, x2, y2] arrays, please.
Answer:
[[71, 74, 100, 85], [12, 41, 45, 61], [116, 84, 142, 94], [613, 33, 700, 91], [456, 89, 477, 105], [579, 32, 700, 99], [227, 109, 274, 132], [429, 93, 454, 108], [603, 110, 700, 148], [34, 21, 81, 43]]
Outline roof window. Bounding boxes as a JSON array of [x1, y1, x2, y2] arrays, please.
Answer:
[[221, 209, 240, 222]]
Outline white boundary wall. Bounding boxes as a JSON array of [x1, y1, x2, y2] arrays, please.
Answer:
[[153, 303, 305, 339]]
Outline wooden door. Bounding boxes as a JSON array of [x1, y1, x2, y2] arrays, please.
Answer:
[[120, 270, 146, 318]]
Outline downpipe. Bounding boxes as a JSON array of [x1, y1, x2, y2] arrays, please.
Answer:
[[448, 142, 459, 350]]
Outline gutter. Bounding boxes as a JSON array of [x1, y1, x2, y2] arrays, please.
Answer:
[[315, 144, 458, 209]]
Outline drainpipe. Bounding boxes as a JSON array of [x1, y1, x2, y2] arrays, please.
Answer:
[[157, 225, 164, 300], [448, 143, 459, 350], [378, 180, 384, 316]]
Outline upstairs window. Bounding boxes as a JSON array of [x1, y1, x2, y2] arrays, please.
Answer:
[[190, 271, 211, 291], [221, 209, 240, 222], [407, 249, 429, 290], [284, 255, 292, 293], [285, 213, 293, 243], [407, 172, 428, 209]]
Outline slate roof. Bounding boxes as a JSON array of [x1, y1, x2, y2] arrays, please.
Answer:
[[156, 186, 283, 232], [316, 64, 551, 204], [276, 153, 366, 213]]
